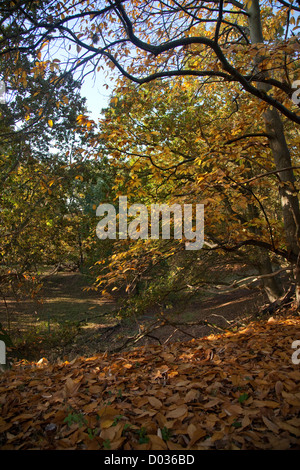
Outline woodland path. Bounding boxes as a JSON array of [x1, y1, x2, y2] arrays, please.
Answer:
[[0, 270, 269, 361]]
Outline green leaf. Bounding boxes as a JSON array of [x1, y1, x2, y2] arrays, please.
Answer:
[[238, 393, 249, 404]]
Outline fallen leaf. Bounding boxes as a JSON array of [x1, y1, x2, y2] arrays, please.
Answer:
[[184, 389, 199, 403], [189, 428, 207, 446], [165, 405, 188, 419], [148, 434, 167, 450], [148, 396, 163, 409], [262, 416, 279, 434], [100, 419, 115, 429]]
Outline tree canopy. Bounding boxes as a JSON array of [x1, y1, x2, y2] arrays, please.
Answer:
[[0, 0, 300, 453], [0, 0, 299, 309]]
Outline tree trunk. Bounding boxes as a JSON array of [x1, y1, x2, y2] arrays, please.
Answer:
[[220, 182, 282, 301], [247, 0, 300, 308], [257, 253, 283, 302]]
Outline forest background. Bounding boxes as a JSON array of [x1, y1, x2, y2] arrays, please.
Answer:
[[0, 0, 299, 361]]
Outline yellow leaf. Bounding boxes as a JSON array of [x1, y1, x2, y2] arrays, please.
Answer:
[[48, 119, 53, 127], [101, 419, 115, 429]]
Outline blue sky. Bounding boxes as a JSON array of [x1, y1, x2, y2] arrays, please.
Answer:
[[80, 70, 115, 121]]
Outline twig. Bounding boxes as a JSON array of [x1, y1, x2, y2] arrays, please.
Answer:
[[203, 267, 292, 294], [100, 319, 163, 353], [164, 328, 179, 344], [145, 333, 162, 345], [162, 316, 227, 333]]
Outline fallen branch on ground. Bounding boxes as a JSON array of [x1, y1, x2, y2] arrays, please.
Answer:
[[199, 267, 292, 295], [259, 285, 295, 316]]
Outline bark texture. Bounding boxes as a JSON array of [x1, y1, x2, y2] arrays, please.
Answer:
[[247, 0, 300, 307]]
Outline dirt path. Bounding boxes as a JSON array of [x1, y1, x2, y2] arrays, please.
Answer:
[[125, 286, 268, 347], [0, 271, 269, 361], [0, 272, 115, 329]]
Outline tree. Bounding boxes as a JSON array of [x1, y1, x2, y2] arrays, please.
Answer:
[[0, 47, 91, 283], [1, 0, 299, 305], [90, 76, 297, 303]]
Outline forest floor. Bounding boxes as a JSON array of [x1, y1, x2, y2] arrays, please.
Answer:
[[0, 267, 270, 362], [1, 268, 300, 450]]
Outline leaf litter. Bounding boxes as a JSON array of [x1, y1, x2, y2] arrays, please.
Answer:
[[0, 313, 300, 450]]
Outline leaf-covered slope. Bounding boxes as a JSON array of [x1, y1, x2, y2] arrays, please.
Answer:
[[1, 314, 300, 450]]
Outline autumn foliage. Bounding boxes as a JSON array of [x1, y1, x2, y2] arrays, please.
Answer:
[[1, 313, 299, 450], [1, 0, 300, 452]]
